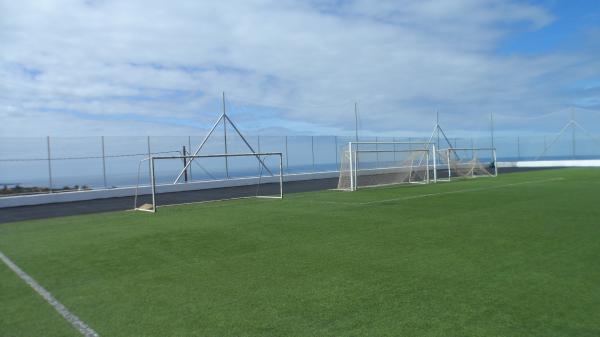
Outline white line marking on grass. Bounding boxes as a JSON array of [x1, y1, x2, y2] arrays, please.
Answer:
[[359, 177, 565, 205], [0, 251, 100, 337]]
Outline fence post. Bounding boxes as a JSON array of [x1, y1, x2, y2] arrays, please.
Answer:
[[285, 136, 289, 172], [147, 136, 151, 181], [188, 136, 193, 180], [101, 136, 107, 188], [334, 136, 338, 167], [47, 136, 53, 193], [182, 145, 188, 182]]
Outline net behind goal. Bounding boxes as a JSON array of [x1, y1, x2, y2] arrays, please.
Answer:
[[436, 147, 497, 180], [338, 142, 430, 191], [134, 152, 283, 212]]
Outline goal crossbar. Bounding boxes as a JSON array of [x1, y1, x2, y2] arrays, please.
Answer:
[[134, 152, 283, 213], [437, 147, 498, 180], [339, 144, 431, 191]]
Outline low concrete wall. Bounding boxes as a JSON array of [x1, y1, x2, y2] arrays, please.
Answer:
[[2, 159, 599, 208], [498, 159, 600, 168], [0, 171, 339, 208]]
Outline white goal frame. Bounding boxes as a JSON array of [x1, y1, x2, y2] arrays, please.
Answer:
[[438, 147, 498, 180], [134, 152, 283, 213], [341, 141, 431, 191]]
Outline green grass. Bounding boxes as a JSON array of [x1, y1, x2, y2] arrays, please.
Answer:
[[1, 168, 600, 336]]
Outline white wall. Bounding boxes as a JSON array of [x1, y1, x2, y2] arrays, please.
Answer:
[[2, 159, 599, 208], [0, 171, 339, 208]]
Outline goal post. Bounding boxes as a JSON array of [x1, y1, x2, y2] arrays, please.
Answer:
[[338, 142, 431, 191], [134, 152, 283, 212], [438, 147, 497, 180]]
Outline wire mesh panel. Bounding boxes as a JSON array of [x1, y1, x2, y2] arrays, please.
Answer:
[[103, 136, 151, 187], [285, 136, 314, 174], [0, 137, 49, 194], [48, 137, 104, 189], [313, 136, 338, 172]]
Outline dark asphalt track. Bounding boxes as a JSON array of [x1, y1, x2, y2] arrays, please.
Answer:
[[0, 167, 557, 223]]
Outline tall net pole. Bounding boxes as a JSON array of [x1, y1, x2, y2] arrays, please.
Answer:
[[436, 110, 440, 151], [354, 102, 359, 142], [223, 92, 229, 178], [490, 112, 495, 150]]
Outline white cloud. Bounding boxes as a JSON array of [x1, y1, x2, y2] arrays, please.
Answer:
[[0, 0, 597, 136]]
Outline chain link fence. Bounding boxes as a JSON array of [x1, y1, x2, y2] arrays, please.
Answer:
[[1, 130, 600, 196]]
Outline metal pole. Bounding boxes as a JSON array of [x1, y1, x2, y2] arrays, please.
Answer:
[[182, 145, 188, 182], [349, 142, 354, 191], [285, 136, 289, 171], [188, 136, 193, 180], [150, 157, 157, 212], [174, 113, 225, 183], [490, 112, 495, 150], [46, 136, 53, 192], [447, 148, 452, 180], [493, 149, 498, 177], [101, 136, 107, 188], [426, 151, 430, 183], [436, 110, 440, 151], [355, 102, 358, 143], [535, 122, 573, 160], [223, 92, 229, 178], [257, 135, 261, 153], [517, 136, 521, 161], [334, 136, 338, 167], [354, 144, 358, 190], [432, 144, 438, 183], [279, 154, 283, 198], [257, 135, 261, 173], [311, 136, 315, 172], [223, 114, 273, 176], [393, 137, 397, 162], [147, 136, 151, 178]]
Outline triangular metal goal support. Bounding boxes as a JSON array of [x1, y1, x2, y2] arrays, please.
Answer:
[[415, 110, 460, 168], [173, 94, 273, 184], [535, 116, 600, 160], [424, 110, 458, 156]]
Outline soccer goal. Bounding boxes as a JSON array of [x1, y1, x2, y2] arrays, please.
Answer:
[[134, 152, 283, 212], [338, 142, 431, 191], [436, 147, 497, 180]]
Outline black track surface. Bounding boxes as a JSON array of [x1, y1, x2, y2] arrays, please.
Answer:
[[0, 167, 557, 224], [0, 178, 339, 224]]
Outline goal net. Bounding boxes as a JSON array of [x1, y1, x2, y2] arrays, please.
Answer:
[[134, 152, 283, 212], [436, 147, 497, 180], [338, 142, 430, 191]]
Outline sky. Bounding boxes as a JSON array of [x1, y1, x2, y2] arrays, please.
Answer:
[[1, 0, 599, 137]]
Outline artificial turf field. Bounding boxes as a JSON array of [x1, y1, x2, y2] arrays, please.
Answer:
[[1, 168, 599, 337]]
